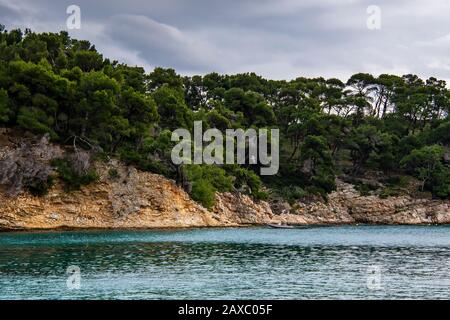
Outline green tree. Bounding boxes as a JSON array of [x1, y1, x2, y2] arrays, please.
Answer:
[[0, 88, 10, 123], [185, 165, 233, 208], [400, 145, 448, 194], [152, 85, 192, 130], [299, 135, 336, 195]]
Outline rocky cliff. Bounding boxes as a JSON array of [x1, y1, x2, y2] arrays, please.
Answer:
[[0, 129, 449, 230], [1, 159, 449, 230]]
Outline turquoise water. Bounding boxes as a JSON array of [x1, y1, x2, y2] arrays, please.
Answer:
[[0, 226, 449, 299]]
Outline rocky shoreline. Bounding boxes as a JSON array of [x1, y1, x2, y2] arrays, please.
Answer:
[[1, 159, 449, 231]]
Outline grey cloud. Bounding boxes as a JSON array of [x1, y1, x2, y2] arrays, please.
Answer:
[[2, 0, 450, 83], [103, 14, 220, 72]]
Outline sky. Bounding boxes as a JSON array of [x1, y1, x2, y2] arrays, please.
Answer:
[[1, 0, 450, 83]]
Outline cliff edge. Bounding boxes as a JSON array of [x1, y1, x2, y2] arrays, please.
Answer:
[[1, 160, 449, 230], [0, 129, 448, 230]]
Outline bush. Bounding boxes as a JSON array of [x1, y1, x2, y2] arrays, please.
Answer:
[[379, 187, 401, 199], [281, 185, 308, 205], [354, 182, 378, 196], [252, 189, 269, 201], [225, 165, 264, 197], [185, 165, 233, 208], [27, 176, 54, 196], [0, 88, 10, 123], [108, 168, 120, 180], [52, 158, 99, 192], [190, 179, 216, 209], [119, 146, 173, 177], [379, 175, 410, 198], [430, 167, 450, 199], [400, 145, 449, 198], [17, 107, 57, 139]]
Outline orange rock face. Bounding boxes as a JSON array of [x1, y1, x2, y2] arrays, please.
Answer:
[[0, 129, 449, 230], [1, 162, 449, 231]]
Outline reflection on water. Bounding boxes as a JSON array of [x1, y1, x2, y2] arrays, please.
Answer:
[[0, 226, 449, 299]]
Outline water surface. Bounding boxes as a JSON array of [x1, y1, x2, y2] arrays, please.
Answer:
[[0, 225, 449, 299]]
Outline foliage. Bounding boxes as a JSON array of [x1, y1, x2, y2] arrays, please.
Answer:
[[299, 135, 336, 196], [281, 186, 308, 205], [52, 157, 99, 192], [0, 25, 449, 206], [0, 88, 10, 122], [185, 165, 233, 208], [225, 165, 267, 200], [400, 145, 450, 198], [108, 168, 120, 180]]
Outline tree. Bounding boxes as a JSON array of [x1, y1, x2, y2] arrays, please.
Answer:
[[185, 165, 233, 208], [71, 50, 103, 72], [152, 85, 192, 131], [346, 73, 376, 118], [148, 67, 183, 91], [321, 78, 346, 115], [17, 107, 56, 138], [224, 88, 275, 127], [2, 25, 450, 204], [346, 124, 381, 173], [75, 71, 120, 146], [0, 88, 10, 123], [372, 74, 403, 118], [299, 135, 336, 195], [120, 88, 159, 146], [400, 145, 448, 194]]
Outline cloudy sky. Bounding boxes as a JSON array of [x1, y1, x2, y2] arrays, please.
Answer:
[[2, 0, 450, 83]]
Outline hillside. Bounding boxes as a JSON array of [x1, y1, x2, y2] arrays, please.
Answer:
[[0, 26, 449, 228], [0, 129, 448, 230]]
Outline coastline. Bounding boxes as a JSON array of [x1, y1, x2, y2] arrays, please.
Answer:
[[1, 162, 449, 231], [2, 222, 450, 233]]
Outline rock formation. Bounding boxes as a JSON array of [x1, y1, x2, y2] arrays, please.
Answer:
[[1, 161, 449, 230], [0, 129, 448, 230]]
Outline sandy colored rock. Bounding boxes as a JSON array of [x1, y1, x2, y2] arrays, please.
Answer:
[[0, 129, 449, 231], [275, 181, 450, 225], [1, 165, 449, 230], [0, 160, 224, 230]]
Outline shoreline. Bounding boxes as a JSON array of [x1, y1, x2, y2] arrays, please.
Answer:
[[2, 222, 449, 233], [2, 161, 449, 231]]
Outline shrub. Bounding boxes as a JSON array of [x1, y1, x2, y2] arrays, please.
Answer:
[[225, 165, 264, 197], [119, 146, 173, 177], [185, 165, 233, 208], [108, 168, 120, 180], [281, 186, 308, 205], [354, 182, 378, 196], [190, 179, 216, 209], [27, 176, 54, 196], [379, 187, 401, 199], [401, 145, 449, 198], [379, 175, 410, 198], [52, 158, 99, 192]]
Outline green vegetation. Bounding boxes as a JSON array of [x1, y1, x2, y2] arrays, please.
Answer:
[[52, 158, 99, 192], [0, 25, 448, 207], [400, 145, 450, 198], [26, 175, 54, 197], [108, 168, 120, 180], [185, 165, 233, 209]]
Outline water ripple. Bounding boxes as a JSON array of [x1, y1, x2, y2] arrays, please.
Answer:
[[0, 226, 449, 299]]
